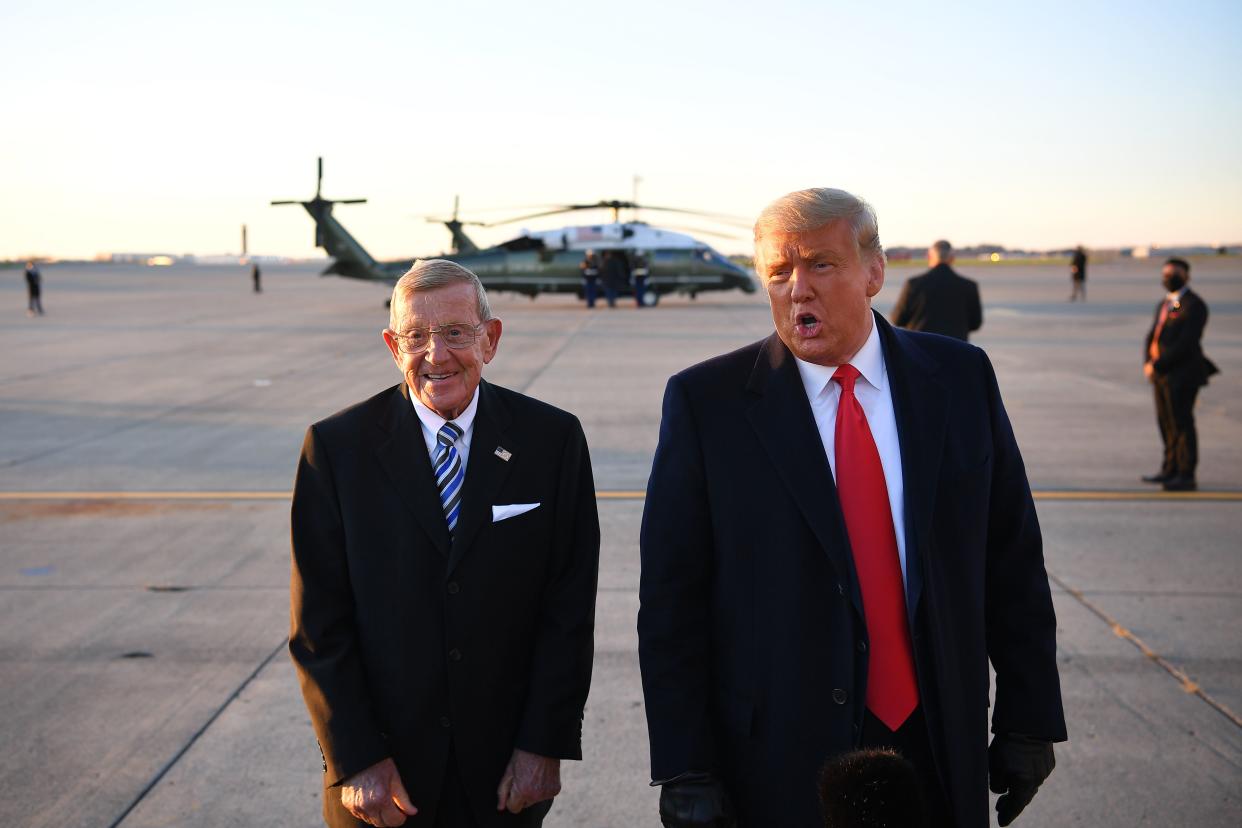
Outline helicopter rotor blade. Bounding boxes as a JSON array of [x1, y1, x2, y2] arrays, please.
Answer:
[[481, 207, 586, 225], [625, 205, 753, 228], [653, 223, 747, 241], [316, 157, 323, 200], [337, 199, 368, 204], [483, 201, 752, 229], [270, 200, 300, 206], [423, 217, 487, 226]]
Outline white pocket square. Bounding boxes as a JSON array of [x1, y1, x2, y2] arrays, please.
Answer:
[[492, 503, 540, 522]]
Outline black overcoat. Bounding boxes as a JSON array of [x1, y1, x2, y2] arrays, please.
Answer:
[[638, 313, 1066, 827]]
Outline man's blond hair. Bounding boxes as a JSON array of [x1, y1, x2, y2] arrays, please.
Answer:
[[753, 188, 884, 269]]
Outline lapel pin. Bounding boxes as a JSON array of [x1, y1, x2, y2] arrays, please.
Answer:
[[494, 446, 512, 462]]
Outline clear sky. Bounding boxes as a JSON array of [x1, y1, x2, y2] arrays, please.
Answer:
[[3, 0, 1240, 260]]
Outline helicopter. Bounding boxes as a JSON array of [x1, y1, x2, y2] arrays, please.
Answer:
[[271, 158, 756, 306]]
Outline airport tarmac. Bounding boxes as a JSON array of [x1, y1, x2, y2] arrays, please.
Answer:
[[2, 258, 1239, 827]]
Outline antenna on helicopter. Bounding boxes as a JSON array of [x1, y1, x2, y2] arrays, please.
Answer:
[[271, 157, 367, 247]]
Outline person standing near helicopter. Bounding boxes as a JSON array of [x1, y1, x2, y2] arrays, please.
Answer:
[[580, 250, 600, 308], [632, 250, 650, 308], [601, 250, 628, 309]]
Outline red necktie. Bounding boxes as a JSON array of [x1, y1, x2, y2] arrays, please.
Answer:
[[832, 364, 919, 731], [1149, 300, 1170, 361]]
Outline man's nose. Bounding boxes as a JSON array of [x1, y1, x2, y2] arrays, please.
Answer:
[[423, 333, 450, 362], [789, 266, 815, 301]]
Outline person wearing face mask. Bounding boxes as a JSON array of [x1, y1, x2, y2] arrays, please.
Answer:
[[1141, 257, 1219, 491]]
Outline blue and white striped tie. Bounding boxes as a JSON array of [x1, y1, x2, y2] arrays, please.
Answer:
[[434, 422, 465, 534]]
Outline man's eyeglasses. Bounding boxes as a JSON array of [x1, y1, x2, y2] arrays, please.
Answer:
[[387, 322, 487, 354]]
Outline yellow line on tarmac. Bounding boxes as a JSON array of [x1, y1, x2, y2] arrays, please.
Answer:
[[0, 489, 1238, 502]]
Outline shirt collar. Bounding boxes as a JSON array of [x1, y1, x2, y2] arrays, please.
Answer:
[[408, 385, 480, 440], [794, 314, 887, 402], [1166, 286, 1189, 302]]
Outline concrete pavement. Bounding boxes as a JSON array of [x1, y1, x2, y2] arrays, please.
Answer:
[[1, 258, 1238, 826]]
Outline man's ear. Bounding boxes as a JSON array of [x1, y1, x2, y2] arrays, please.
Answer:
[[865, 253, 886, 298], [482, 318, 503, 364], [382, 329, 401, 363]]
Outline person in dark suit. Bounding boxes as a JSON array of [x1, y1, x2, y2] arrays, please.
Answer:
[[639, 188, 1065, 828], [25, 261, 45, 316], [600, 249, 628, 308], [290, 259, 600, 827], [1069, 246, 1087, 302], [889, 240, 982, 341], [1141, 257, 1218, 492]]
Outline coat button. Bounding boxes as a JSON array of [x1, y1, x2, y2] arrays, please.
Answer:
[[838, 583, 846, 596], [446, 581, 460, 595], [439, 716, 451, 728], [832, 689, 848, 704], [449, 648, 462, 662], [857, 640, 867, 653]]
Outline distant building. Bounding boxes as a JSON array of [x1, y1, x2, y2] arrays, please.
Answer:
[[1131, 245, 1221, 259]]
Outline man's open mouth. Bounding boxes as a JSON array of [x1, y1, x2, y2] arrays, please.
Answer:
[[795, 313, 821, 337]]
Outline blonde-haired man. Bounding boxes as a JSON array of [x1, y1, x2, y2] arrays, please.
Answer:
[[639, 189, 1065, 827]]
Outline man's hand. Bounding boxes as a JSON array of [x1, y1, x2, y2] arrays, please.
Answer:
[[496, 748, 561, 814], [658, 773, 736, 828], [1144, 361, 1155, 381], [340, 757, 417, 827], [989, 733, 1055, 826]]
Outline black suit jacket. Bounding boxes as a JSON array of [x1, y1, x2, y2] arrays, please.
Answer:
[[290, 380, 600, 827], [1144, 288, 1218, 387], [889, 264, 983, 341], [638, 313, 1066, 827]]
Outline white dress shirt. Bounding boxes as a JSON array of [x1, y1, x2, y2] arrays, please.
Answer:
[[409, 386, 479, 481], [794, 318, 909, 584]]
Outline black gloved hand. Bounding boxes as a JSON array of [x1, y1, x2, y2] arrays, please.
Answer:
[[658, 772, 737, 828], [988, 733, 1055, 826]]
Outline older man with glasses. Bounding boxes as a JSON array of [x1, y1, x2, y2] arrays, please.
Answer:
[[290, 259, 600, 827]]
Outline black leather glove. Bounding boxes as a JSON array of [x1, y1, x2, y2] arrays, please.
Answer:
[[988, 733, 1055, 826], [658, 772, 737, 828]]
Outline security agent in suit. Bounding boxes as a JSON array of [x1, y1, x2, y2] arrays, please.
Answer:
[[290, 259, 600, 827], [889, 241, 982, 341], [1141, 257, 1218, 492], [639, 189, 1065, 828]]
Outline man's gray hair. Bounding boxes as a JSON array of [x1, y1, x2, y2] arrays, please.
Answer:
[[753, 188, 885, 263], [389, 259, 493, 329], [931, 239, 953, 258]]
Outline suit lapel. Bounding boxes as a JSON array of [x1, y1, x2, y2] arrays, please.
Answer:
[[876, 314, 948, 618], [374, 384, 451, 558], [745, 334, 863, 618], [447, 381, 516, 576]]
